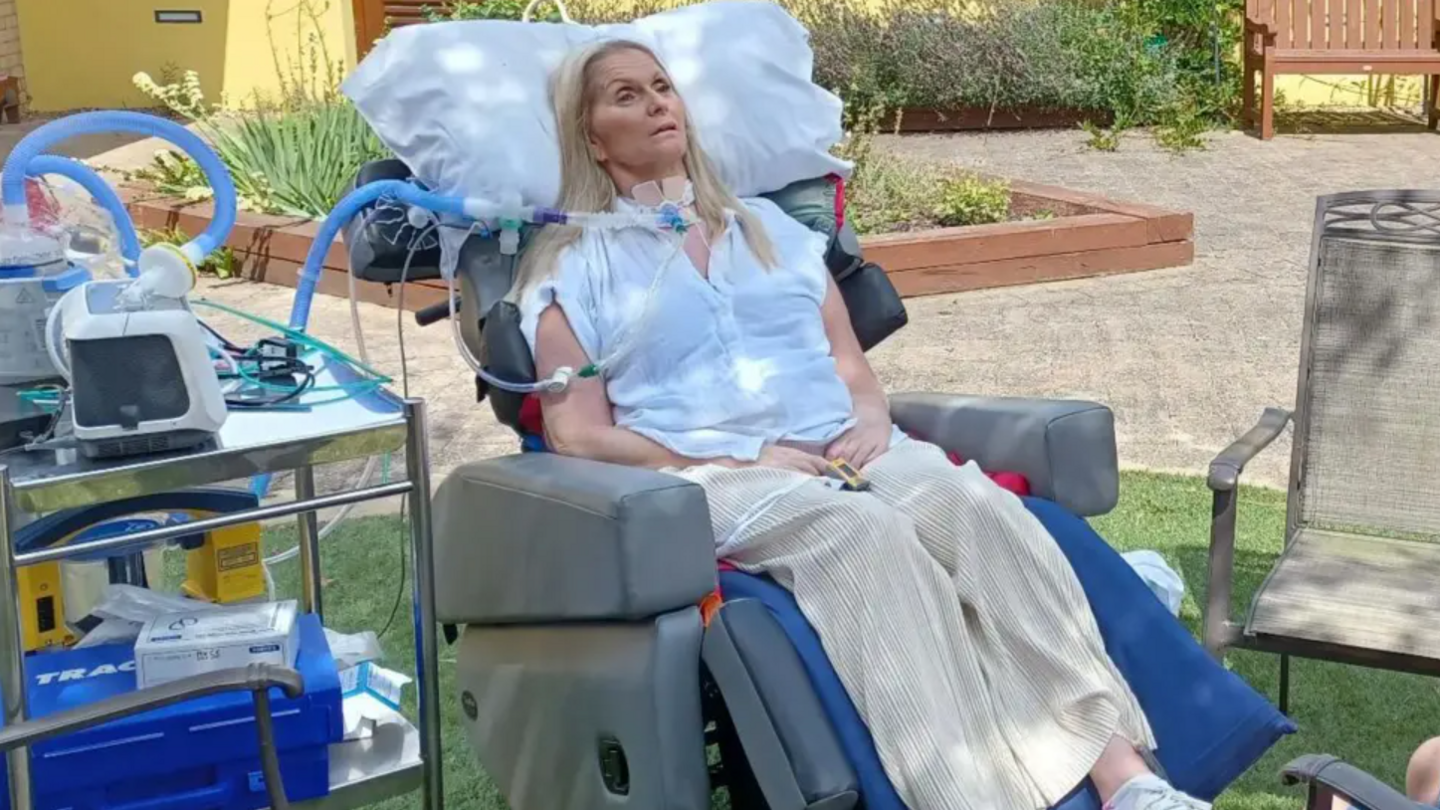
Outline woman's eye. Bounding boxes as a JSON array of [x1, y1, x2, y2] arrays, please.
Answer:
[[655, 81, 672, 94], [616, 90, 636, 103]]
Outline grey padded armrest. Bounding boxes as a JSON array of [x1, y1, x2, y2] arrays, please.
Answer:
[[432, 453, 718, 625], [890, 392, 1119, 516], [1281, 754, 1427, 810]]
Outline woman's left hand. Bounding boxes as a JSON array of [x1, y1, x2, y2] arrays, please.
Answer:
[[824, 405, 892, 470]]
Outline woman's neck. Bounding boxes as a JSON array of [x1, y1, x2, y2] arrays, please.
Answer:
[[609, 163, 689, 200]]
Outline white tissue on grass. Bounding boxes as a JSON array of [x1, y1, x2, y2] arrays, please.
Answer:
[[1122, 550, 1185, 616]]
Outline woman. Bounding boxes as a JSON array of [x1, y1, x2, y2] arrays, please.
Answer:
[[515, 38, 1209, 810]]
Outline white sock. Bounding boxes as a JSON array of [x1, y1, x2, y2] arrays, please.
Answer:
[[1104, 773, 1210, 810]]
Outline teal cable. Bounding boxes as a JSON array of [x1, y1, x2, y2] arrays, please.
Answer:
[[192, 298, 391, 382]]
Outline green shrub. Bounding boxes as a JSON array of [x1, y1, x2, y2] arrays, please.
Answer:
[[423, 0, 563, 22], [934, 175, 1010, 228], [125, 149, 212, 202], [140, 225, 236, 278], [833, 105, 1012, 234]]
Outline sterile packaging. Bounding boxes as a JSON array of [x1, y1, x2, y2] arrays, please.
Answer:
[[339, 661, 413, 741], [135, 599, 300, 688]]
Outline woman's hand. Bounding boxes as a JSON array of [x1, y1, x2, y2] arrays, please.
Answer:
[[754, 445, 832, 475], [824, 405, 892, 470]]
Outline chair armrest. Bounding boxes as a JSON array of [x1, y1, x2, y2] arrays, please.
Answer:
[[1245, 17, 1277, 37], [889, 392, 1118, 517], [1281, 754, 1427, 810], [1204, 407, 1291, 655], [1208, 407, 1291, 492], [431, 452, 718, 625]]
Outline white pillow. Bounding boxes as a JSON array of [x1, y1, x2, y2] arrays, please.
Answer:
[[341, 1, 850, 210]]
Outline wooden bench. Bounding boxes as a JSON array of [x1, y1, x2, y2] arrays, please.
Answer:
[[1244, 0, 1440, 138]]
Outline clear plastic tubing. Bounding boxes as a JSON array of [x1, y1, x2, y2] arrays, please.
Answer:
[[26, 155, 142, 274], [287, 180, 675, 331], [1, 111, 236, 267]]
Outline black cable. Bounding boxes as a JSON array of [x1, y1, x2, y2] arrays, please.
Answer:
[[376, 497, 408, 640], [396, 222, 438, 400], [200, 319, 245, 354], [377, 222, 433, 639]]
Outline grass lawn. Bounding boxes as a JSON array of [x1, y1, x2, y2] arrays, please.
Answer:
[[281, 469, 1440, 810]]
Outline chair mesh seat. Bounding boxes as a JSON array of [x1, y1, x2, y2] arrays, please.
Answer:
[[1247, 529, 1440, 661]]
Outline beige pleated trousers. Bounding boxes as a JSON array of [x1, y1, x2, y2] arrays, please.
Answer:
[[674, 438, 1154, 810]]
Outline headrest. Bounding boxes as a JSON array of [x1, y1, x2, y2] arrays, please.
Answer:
[[341, 1, 850, 208]]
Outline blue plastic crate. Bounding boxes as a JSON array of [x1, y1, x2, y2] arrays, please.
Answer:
[[0, 613, 342, 810]]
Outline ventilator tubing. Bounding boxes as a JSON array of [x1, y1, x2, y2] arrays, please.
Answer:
[[1, 111, 236, 267]]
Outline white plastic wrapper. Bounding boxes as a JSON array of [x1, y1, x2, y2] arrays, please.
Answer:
[[74, 584, 216, 649], [324, 627, 383, 670]]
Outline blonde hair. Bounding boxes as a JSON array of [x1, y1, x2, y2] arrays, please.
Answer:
[[513, 39, 776, 298]]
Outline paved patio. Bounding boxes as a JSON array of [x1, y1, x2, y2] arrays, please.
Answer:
[[105, 125, 1440, 492]]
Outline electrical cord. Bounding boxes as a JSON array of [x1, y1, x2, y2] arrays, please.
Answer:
[[374, 224, 432, 639], [376, 498, 408, 640], [397, 223, 439, 400]]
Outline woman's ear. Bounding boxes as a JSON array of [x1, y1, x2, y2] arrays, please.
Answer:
[[587, 131, 607, 163]]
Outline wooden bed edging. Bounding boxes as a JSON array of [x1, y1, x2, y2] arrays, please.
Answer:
[[863, 180, 1194, 297], [121, 178, 1193, 307], [896, 107, 1108, 133]]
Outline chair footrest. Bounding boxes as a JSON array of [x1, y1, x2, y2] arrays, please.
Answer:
[[1248, 529, 1440, 661]]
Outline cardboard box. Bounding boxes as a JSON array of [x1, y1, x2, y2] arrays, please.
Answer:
[[135, 599, 300, 689]]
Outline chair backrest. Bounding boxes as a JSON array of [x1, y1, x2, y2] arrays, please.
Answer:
[[1246, 0, 1434, 51], [1289, 191, 1440, 540]]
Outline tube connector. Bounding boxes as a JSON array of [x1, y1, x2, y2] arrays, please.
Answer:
[[537, 366, 574, 393], [498, 225, 521, 256]]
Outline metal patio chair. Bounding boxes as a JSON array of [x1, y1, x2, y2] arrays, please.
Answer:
[[1204, 189, 1440, 713]]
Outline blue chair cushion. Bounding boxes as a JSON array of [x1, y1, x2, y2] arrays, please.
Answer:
[[718, 496, 1296, 810]]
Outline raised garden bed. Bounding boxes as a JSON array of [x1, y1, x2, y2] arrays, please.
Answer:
[[864, 179, 1194, 298], [896, 108, 1107, 133], [121, 179, 1192, 308]]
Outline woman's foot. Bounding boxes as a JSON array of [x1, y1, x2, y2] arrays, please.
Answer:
[[1102, 774, 1211, 810]]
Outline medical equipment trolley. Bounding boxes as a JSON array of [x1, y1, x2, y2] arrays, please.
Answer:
[[0, 361, 444, 810]]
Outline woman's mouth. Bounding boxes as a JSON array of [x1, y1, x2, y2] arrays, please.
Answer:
[[653, 122, 679, 136]]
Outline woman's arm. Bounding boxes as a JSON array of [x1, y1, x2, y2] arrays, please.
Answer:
[[534, 303, 711, 470], [821, 275, 889, 417], [819, 274, 893, 467]]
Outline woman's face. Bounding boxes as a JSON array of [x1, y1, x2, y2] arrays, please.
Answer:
[[585, 48, 688, 186]]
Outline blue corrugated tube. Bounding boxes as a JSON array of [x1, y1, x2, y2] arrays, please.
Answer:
[[288, 180, 468, 331], [26, 155, 141, 275], [1, 111, 236, 266]]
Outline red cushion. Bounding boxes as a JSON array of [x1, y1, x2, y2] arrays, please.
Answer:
[[518, 394, 544, 437]]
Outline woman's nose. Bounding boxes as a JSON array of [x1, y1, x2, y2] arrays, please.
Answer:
[[647, 93, 669, 116]]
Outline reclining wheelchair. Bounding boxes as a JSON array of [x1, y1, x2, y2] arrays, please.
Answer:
[[343, 159, 1296, 810]]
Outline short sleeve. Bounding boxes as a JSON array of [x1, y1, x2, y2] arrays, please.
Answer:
[[517, 242, 603, 362], [742, 197, 832, 304]]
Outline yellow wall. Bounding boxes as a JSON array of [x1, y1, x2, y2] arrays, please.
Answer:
[[1275, 74, 1424, 108], [16, 0, 354, 113]]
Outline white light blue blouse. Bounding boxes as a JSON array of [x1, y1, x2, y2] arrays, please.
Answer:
[[519, 188, 901, 461]]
